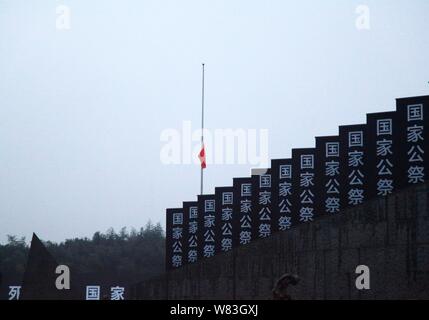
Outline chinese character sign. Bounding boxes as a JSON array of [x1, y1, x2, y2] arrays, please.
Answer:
[[271, 159, 293, 232], [252, 169, 273, 238], [164, 95, 429, 264], [8, 286, 21, 300], [340, 125, 368, 208], [233, 177, 253, 247], [183, 201, 198, 264], [396, 97, 428, 188], [215, 187, 234, 253], [166, 208, 184, 270], [198, 195, 217, 259], [86, 285, 101, 300], [292, 149, 316, 223], [367, 112, 397, 199], [110, 286, 125, 300], [315, 137, 341, 215]]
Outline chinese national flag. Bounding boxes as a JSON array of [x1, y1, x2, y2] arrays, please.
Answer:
[[198, 144, 207, 169]]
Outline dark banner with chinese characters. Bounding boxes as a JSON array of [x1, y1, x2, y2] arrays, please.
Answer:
[[197, 194, 217, 260], [366, 112, 398, 199], [315, 137, 341, 216], [166, 208, 184, 271], [396, 96, 429, 188], [163, 95, 429, 268], [232, 177, 253, 247], [271, 159, 293, 232], [215, 187, 234, 253], [183, 201, 198, 265], [251, 169, 273, 239], [339, 125, 368, 209], [292, 149, 316, 224]]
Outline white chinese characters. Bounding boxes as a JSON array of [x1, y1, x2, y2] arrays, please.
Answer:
[[239, 182, 253, 245], [171, 211, 184, 268], [8, 286, 21, 300], [325, 142, 340, 213], [347, 131, 365, 205], [85, 286, 126, 300], [407, 105, 425, 184], [86, 286, 100, 300], [111, 286, 125, 300], [375, 118, 395, 196], [203, 199, 216, 258], [220, 191, 234, 252], [278, 163, 293, 230], [258, 174, 272, 237], [299, 154, 315, 222], [188, 206, 198, 263]]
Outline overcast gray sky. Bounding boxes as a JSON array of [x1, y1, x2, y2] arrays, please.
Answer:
[[1, 0, 428, 244]]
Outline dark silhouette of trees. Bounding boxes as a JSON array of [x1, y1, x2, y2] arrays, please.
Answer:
[[0, 222, 165, 289], [0, 235, 28, 286]]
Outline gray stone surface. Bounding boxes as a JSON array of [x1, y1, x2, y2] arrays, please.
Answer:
[[133, 182, 429, 300]]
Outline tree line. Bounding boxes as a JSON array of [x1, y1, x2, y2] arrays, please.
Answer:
[[0, 222, 165, 288]]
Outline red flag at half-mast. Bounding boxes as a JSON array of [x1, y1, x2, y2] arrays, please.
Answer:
[[199, 144, 207, 169]]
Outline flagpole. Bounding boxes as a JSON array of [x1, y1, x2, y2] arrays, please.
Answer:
[[200, 63, 205, 195]]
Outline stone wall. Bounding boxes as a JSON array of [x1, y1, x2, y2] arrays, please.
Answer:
[[133, 182, 429, 300]]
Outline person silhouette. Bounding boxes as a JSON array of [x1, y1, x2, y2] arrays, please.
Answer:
[[272, 273, 300, 300]]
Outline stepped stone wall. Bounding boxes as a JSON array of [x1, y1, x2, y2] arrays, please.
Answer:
[[133, 182, 429, 300]]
